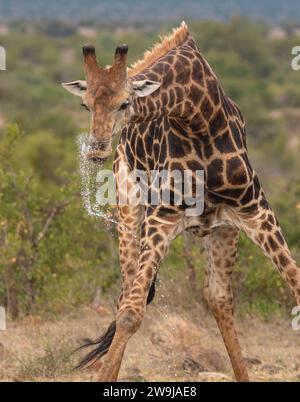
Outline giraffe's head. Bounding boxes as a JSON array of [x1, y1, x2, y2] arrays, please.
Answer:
[[62, 44, 161, 163]]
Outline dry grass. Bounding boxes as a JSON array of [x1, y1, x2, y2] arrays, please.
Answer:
[[0, 299, 300, 382]]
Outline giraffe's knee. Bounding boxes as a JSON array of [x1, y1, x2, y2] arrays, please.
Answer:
[[116, 308, 142, 335], [284, 265, 300, 299], [205, 285, 233, 313]]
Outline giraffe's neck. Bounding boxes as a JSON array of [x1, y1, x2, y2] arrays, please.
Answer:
[[130, 34, 223, 134]]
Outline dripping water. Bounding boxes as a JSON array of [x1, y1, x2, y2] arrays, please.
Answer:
[[77, 133, 118, 233], [77, 133, 136, 238]]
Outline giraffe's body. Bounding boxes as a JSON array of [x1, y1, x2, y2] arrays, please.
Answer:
[[63, 23, 300, 382]]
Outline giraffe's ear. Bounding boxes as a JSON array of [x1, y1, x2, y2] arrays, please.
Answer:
[[62, 80, 87, 96], [132, 80, 161, 97]]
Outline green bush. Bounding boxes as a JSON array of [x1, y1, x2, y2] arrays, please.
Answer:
[[0, 126, 119, 318]]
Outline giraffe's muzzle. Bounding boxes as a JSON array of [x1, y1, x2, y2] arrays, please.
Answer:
[[86, 138, 112, 164]]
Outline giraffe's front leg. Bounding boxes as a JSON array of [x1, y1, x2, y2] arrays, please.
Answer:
[[97, 208, 181, 381], [204, 225, 249, 382], [75, 204, 142, 373], [117, 204, 143, 309], [114, 147, 144, 309], [238, 203, 300, 307]]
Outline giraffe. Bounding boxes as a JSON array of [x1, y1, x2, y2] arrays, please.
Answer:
[[62, 22, 300, 382]]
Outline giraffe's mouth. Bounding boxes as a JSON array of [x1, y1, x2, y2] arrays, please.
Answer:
[[87, 150, 111, 164], [86, 139, 112, 164]]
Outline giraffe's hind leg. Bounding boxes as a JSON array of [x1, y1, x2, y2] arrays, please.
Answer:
[[204, 225, 249, 382], [238, 203, 300, 306]]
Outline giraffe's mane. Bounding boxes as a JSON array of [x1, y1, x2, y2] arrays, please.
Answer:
[[128, 21, 189, 77]]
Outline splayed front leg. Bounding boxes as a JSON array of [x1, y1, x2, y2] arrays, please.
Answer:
[[239, 204, 300, 307], [96, 207, 182, 381], [204, 225, 249, 382]]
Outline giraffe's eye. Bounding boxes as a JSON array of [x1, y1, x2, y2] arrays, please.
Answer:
[[118, 100, 130, 111], [81, 103, 90, 111]]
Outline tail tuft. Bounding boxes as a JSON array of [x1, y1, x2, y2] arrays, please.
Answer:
[[74, 320, 116, 370], [147, 275, 156, 305], [74, 276, 157, 369]]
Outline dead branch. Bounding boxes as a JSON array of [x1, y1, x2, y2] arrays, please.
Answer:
[[34, 197, 76, 246]]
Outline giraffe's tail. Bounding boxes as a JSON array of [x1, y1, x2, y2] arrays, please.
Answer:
[[74, 277, 157, 370]]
